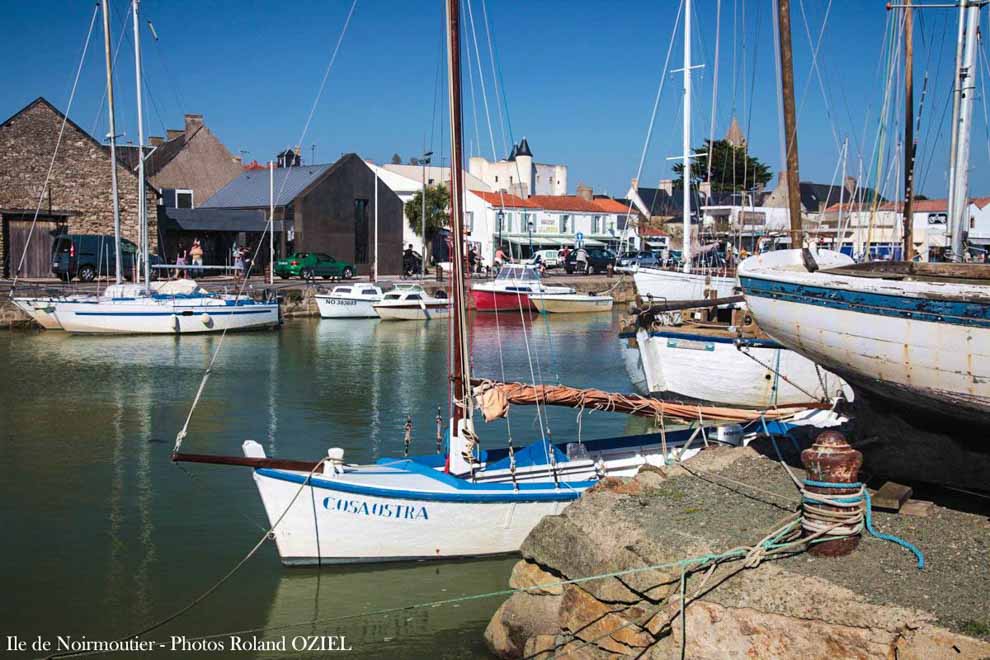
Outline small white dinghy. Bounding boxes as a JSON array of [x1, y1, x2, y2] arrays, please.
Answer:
[[529, 292, 614, 314], [315, 285, 383, 319], [373, 285, 450, 321]]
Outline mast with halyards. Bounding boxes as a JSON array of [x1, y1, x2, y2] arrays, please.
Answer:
[[681, 0, 693, 273], [131, 0, 149, 287], [101, 0, 123, 284], [444, 0, 477, 477], [948, 0, 980, 261], [776, 0, 804, 253], [902, 0, 915, 259]]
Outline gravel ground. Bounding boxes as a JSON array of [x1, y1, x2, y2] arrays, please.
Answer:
[[609, 443, 990, 640]]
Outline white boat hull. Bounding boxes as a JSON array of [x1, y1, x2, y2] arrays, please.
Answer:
[[11, 297, 65, 330], [315, 295, 379, 318], [52, 298, 280, 334], [633, 267, 736, 301], [738, 249, 990, 423], [374, 303, 450, 321], [625, 328, 851, 408], [530, 294, 614, 314]]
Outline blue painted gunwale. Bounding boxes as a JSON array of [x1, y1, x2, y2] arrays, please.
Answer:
[[618, 329, 783, 349], [740, 274, 990, 329], [74, 308, 275, 317]]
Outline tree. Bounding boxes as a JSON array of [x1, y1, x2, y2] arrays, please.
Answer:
[[672, 139, 772, 194], [408, 156, 420, 166], [405, 184, 450, 263], [390, 153, 402, 165]]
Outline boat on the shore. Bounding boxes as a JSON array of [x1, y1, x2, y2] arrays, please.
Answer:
[[315, 284, 384, 318], [632, 266, 737, 303], [471, 264, 573, 312], [620, 301, 852, 408], [738, 248, 990, 424], [529, 292, 613, 314], [373, 286, 450, 321]]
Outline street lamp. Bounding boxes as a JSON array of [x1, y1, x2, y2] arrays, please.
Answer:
[[420, 151, 433, 280], [496, 210, 504, 260], [527, 218, 535, 258]]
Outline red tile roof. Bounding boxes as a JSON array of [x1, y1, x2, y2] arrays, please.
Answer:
[[592, 198, 634, 213], [470, 190, 540, 208], [639, 226, 669, 237], [825, 197, 990, 213], [527, 195, 605, 213]]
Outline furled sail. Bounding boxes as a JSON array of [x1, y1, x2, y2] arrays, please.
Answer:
[[472, 379, 825, 425]]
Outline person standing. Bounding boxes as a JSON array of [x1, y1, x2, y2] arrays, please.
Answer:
[[189, 239, 204, 278], [175, 242, 188, 280]]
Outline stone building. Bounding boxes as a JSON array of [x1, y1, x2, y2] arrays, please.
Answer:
[[468, 138, 568, 198], [0, 97, 157, 278]]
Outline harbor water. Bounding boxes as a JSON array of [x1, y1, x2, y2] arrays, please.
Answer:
[[0, 312, 647, 658]]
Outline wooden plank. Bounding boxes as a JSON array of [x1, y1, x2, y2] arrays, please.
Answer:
[[871, 481, 913, 511], [900, 499, 934, 517]]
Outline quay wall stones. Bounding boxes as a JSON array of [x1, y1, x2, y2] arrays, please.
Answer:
[[484, 445, 990, 659]]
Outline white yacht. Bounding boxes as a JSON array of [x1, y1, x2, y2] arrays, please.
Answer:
[[315, 284, 384, 318]]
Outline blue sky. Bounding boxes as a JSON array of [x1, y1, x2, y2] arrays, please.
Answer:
[[2, 0, 987, 201]]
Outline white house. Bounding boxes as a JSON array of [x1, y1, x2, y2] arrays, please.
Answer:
[[468, 137, 567, 198]]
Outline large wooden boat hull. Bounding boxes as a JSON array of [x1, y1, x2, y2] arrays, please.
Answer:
[[51, 297, 280, 334], [738, 249, 990, 425], [621, 327, 851, 408], [633, 267, 737, 302]]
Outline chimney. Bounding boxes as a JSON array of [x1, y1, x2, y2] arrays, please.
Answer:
[[844, 176, 857, 197], [149, 136, 164, 146], [184, 113, 203, 139], [166, 128, 183, 141], [659, 178, 673, 195], [576, 184, 593, 201], [233, 155, 242, 165]]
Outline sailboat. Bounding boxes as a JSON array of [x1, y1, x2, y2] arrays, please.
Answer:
[[630, 2, 736, 304], [48, 0, 279, 335], [738, 2, 990, 426], [168, 0, 818, 565]]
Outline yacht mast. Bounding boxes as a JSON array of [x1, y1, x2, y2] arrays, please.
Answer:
[[902, 0, 915, 260], [776, 0, 803, 249], [132, 0, 148, 286], [445, 0, 475, 475], [681, 0, 693, 273], [101, 0, 123, 284], [949, 1, 980, 261]]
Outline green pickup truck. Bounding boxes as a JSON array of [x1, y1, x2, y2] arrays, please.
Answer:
[[275, 252, 355, 280]]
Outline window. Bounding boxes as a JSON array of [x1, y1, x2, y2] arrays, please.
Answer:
[[495, 175, 499, 183], [354, 198, 369, 264], [559, 214, 570, 233], [505, 212, 514, 232], [465, 211, 474, 231], [592, 215, 601, 233], [407, 294, 422, 301], [522, 212, 533, 232], [176, 189, 194, 209]]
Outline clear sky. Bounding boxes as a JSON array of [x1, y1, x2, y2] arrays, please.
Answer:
[[2, 0, 987, 202]]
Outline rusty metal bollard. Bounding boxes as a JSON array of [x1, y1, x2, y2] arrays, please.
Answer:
[[801, 430, 863, 557]]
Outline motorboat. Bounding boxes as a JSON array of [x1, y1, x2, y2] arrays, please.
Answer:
[[373, 285, 450, 321], [315, 284, 384, 319], [471, 264, 573, 312], [529, 292, 614, 314]]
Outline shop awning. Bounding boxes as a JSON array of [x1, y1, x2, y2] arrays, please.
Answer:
[[160, 207, 283, 233]]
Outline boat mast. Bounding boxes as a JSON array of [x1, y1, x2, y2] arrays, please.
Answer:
[[101, 0, 123, 284], [948, 1, 980, 261], [132, 0, 148, 287], [902, 0, 915, 260], [445, 0, 475, 475], [681, 0, 693, 273], [775, 0, 803, 250]]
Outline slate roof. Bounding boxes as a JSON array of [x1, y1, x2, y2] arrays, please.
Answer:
[[159, 207, 279, 232], [515, 137, 532, 158], [201, 163, 332, 208]]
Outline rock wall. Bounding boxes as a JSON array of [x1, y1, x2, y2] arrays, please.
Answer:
[[485, 446, 990, 659]]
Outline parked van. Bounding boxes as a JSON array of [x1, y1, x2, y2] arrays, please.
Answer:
[[51, 234, 158, 282]]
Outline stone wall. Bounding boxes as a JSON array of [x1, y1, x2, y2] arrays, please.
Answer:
[[0, 98, 157, 274]]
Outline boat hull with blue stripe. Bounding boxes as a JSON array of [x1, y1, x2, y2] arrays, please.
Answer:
[[738, 249, 990, 425], [50, 284, 280, 334], [242, 428, 714, 565]]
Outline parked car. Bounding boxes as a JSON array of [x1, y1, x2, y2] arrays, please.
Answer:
[[616, 251, 661, 269], [274, 252, 355, 280], [563, 247, 616, 274], [51, 234, 160, 282], [526, 249, 561, 268]]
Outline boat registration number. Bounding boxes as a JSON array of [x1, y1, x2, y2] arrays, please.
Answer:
[[666, 338, 715, 351], [330, 299, 356, 305]]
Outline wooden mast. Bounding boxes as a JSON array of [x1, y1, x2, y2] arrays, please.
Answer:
[[903, 0, 915, 260], [776, 0, 803, 249], [445, 0, 475, 474]]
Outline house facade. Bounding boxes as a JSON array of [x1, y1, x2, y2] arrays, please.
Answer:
[[0, 97, 157, 278], [202, 153, 405, 275], [468, 138, 567, 198]]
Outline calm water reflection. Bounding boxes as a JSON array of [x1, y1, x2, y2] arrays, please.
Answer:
[[0, 312, 642, 658]]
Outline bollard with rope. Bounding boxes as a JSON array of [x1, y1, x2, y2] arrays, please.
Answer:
[[403, 416, 413, 457]]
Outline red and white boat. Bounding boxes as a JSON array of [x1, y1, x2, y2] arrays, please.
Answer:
[[471, 264, 574, 312]]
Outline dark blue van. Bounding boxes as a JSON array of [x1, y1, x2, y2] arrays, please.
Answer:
[[51, 234, 159, 282]]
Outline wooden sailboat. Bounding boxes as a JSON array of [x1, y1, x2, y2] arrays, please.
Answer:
[[167, 0, 818, 566], [738, 0, 990, 426]]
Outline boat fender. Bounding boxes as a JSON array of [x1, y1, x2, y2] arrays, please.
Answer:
[[200, 313, 214, 328], [171, 314, 180, 333], [324, 447, 345, 476]]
